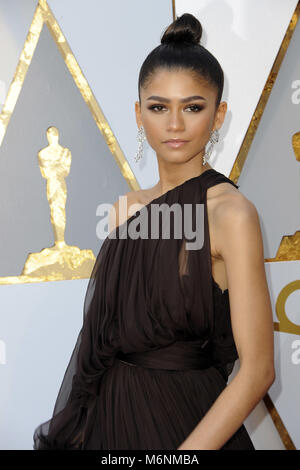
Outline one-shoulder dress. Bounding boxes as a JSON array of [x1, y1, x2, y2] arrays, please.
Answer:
[[33, 168, 255, 450]]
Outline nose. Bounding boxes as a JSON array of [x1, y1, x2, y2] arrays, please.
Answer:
[[167, 109, 185, 132]]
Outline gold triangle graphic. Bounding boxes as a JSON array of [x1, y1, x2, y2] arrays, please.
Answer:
[[0, 0, 139, 285]]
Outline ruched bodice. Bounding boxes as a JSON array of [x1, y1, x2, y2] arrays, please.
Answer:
[[33, 168, 255, 450]]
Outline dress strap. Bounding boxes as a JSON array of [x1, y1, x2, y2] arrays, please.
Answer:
[[202, 168, 239, 191]]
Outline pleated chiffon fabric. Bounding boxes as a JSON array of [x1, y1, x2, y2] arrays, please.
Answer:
[[33, 168, 255, 450]]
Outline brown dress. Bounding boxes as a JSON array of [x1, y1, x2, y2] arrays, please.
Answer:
[[33, 168, 255, 450]]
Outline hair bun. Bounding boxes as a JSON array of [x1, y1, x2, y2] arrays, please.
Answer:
[[161, 13, 202, 46]]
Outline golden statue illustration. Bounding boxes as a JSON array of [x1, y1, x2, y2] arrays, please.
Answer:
[[22, 126, 95, 280], [39, 126, 71, 248]]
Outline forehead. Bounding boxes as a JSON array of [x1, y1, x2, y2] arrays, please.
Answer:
[[141, 68, 216, 100]]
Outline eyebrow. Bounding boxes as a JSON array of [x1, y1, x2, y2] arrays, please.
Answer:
[[146, 95, 207, 103]]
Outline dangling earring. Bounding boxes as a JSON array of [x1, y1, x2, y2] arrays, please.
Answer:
[[203, 129, 219, 165], [134, 125, 146, 163]]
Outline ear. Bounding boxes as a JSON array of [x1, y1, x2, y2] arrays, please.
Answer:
[[135, 101, 142, 128], [213, 101, 227, 130]]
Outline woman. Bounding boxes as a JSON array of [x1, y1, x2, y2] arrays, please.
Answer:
[[33, 13, 275, 450]]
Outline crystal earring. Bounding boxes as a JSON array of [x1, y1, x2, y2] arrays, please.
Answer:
[[134, 125, 146, 163], [203, 129, 220, 165]]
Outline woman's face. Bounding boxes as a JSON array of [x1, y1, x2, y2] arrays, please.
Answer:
[[135, 68, 226, 164]]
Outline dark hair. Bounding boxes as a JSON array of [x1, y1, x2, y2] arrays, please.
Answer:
[[138, 13, 224, 109]]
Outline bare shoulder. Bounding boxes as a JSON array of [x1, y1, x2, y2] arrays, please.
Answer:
[[213, 187, 258, 226], [207, 181, 254, 221], [211, 185, 261, 259]]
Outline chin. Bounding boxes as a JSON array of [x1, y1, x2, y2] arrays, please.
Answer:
[[161, 154, 190, 164]]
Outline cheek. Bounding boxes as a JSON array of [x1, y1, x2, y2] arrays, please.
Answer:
[[142, 116, 160, 143], [190, 111, 211, 129], [188, 115, 211, 143]]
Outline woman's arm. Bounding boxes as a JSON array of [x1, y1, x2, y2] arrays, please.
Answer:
[[177, 194, 275, 450]]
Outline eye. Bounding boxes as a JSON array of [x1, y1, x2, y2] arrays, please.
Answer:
[[148, 105, 166, 112], [186, 105, 204, 112]]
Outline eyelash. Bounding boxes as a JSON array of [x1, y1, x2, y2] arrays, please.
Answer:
[[148, 104, 204, 113]]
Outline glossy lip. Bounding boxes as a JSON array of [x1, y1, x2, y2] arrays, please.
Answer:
[[163, 138, 189, 143], [163, 139, 189, 148]]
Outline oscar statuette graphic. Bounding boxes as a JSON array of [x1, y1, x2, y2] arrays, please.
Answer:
[[22, 126, 95, 279]]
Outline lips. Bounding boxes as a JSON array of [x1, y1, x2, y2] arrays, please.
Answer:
[[164, 139, 188, 143], [164, 139, 189, 148]]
